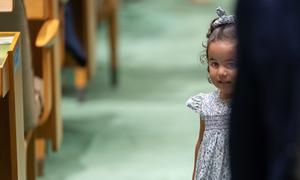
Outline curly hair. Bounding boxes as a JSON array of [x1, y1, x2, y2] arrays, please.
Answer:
[[200, 18, 237, 82]]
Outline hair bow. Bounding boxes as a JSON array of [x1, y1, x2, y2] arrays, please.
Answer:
[[212, 7, 235, 28]]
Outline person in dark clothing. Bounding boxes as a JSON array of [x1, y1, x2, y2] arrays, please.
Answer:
[[230, 0, 300, 180], [64, 0, 87, 67]]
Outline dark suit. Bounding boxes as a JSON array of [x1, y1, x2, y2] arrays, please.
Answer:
[[230, 0, 300, 179]]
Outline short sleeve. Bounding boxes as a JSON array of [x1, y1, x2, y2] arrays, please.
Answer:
[[186, 93, 205, 114]]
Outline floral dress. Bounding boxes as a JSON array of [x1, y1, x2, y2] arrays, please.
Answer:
[[186, 90, 231, 180]]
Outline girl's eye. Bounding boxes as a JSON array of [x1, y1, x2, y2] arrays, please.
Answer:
[[209, 62, 218, 68], [226, 62, 237, 69]]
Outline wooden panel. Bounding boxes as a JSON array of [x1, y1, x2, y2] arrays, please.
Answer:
[[24, 0, 48, 20], [0, 32, 25, 180]]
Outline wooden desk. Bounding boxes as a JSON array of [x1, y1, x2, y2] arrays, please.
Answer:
[[0, 32, 25, 180]]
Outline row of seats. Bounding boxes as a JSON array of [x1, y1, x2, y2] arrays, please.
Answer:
[[0, 0, 118, 180]]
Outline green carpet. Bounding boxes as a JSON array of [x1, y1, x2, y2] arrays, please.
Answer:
[[39, 0, 234, 179]]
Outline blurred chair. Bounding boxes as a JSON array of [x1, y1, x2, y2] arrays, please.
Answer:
[[24, 0, 63, 177], [61, 0, 97, 101], [61, 0, 118, 102], [96, 0, 118, 86]]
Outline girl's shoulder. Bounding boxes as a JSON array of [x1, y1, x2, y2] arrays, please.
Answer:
[[186, 91, 216, 113]]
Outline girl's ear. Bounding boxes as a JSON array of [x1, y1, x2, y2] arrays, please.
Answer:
[[208, 76, 212, 84], [207, 65, 212, 83]]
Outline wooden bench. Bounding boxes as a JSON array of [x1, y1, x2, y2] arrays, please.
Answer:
[[24, 0, 63, 177], [0, 32, 26, 180]]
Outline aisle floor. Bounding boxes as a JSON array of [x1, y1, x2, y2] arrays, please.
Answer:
[[39, 0, 234, 179]]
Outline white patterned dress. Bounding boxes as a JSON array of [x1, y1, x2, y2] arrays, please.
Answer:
[[186, 90, 231, 180]]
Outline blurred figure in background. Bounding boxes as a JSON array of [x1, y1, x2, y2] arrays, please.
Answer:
[[230, 0, 300, 179], [62, 0, 87, 67]]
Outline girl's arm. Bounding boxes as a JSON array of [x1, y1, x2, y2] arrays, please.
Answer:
[[192, 119, 205, 180]]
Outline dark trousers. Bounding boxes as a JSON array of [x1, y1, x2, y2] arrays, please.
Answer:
[[65, 2, 87, 66]]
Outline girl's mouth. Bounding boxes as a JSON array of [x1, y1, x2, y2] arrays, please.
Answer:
[[218, 80, 231, 84]]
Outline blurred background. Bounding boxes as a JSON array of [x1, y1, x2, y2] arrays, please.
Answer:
[[42, 0, 235, 179]]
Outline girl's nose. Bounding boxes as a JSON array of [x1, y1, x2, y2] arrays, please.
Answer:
[[218, 67, 228, 77]]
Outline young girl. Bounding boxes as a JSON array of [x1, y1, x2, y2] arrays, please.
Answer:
[[186, 7, 237, 180]]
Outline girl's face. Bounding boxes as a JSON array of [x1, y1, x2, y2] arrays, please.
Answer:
[[208, 40, 237, 100]]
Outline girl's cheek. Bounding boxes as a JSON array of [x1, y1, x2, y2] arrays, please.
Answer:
[[229, 72, 237, 81], [231, 69, 238, 76]]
